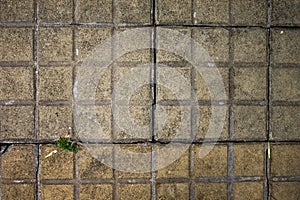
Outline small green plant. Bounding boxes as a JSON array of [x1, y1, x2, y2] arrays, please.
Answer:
[[55, 137, 79, 153]]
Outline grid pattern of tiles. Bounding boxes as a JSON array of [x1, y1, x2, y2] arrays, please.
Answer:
[[0, 0, 299, 199]]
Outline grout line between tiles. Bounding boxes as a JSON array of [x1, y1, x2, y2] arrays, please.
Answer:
[[265, 0, 272, 199], [151, 1, 157, 199]]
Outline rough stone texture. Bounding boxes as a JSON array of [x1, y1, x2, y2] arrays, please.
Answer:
[[78, 146, 113, 179], [271, 29, 300, 64], [233, 67, 267, 101], [115, 144, 151, 177], [271, 182, 300, 200], [231, 0, 267, 25], [39, 66, 73, 101], [80, 184, 113, 200], [157, 0, 192, 24], [271, 144, 300, 176], [197, 105, 229, 141], [76, 105, 112, 141], [0, 28, 33, 61], [77, 27, 112, 62], [195, 67, 229, 101], [194, 144, 227, 177], [233, 28, 266, 62], [38, 27, 73, 62], [116, 0, 151, 24], [114, 66, 151, 102], [157, 66, 192, 101], [271, 0, 300, 25], [233, 181, 264, 200], [113, 28, 152, 63], [271, 68, 300, 101], [0, 0, 34, 22], [0, 67, 34, 100], [156, 146, 189, 178], [38, 105, 72, 140], [156, 105, 191, 140], [118, 184, 151, 200], [76, 66, 112, 101], [0, 106, 35, 140], [156, 183, 189, 200], [271, 106, 300, 140], [39, 0, 73, 23], [41, 184, 73, 200], [233, 106, 266, 140], [1, 145, 35, 179], [193, 28, 229, 62], [40, 145, 74, 179], [1, 184, 35, 200], [233, 144, 265, 176], [114, 105, 151, 140], [76, 0, 112, 23], [195, 183, 227, 199], [194, 0, 229, 24]]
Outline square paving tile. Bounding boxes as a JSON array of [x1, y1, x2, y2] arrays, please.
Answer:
[[76, 105, 112, 141], [271, 182, 300, 200], [233, 67, 267, 101], [80, 184, 113, 200], [76, 65, 112, 101], [39, 66, 73, 101], [233, 106, 266, 140], [156, 145, 189, 178], [157, 0, 192, 24], [233, 144, 265, 177], [156, 183, 189, 199], [114, 105, 151, 140], [40, 144, 74, 179], [233, 181, 264, 200], [194, 144, 227, 177], [157, 66, 192, 101], [231, 0, 267, 25], [41, 184, 74, 200], [193, 28, 229, 63], [115, 0, 151, 24], [271, 29, 300, 64], [197, 105, 229, 141], [0, 106, 34, 140], [114, 65, 151, 102], [270, 144, 300, 177], [271, 106, 300, 140], [113, 28, 152, 63], [38, 105, 72, 140], [194, 0, 229, 24], [77, 27, 112, 62], [0, 66, 34, 100], [115, 144, 151, 177], [118, 184, 151, 200], [0, 0, 34, 22], [271, 68, 300, 102], [195, 182, 227, 199], [78, 146, 113, 179], [156, 105, 191, 140], [1, 184, 35, 200], [38, 27, 73, 62], [76, 0, 112, 23], [195, 67, 229, 101], [157, 28, 191, 62], [0, 28, 33, 61], [39, 0, 73, 23], [233, 28, 266, 63], [1, 145, 35, 179], [271, 0, 300, 25]]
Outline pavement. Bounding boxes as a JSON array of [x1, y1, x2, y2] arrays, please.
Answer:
[[0, 0, 299, 199]]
